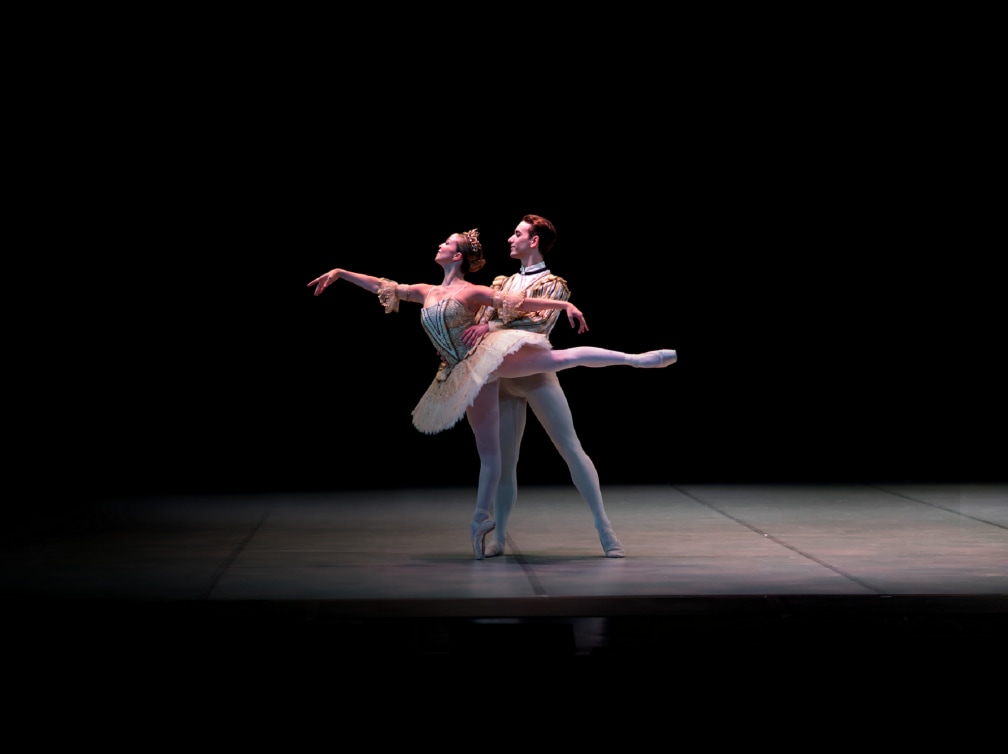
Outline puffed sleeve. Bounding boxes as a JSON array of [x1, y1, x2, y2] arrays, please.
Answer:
[[376, 278, 405, 314], [492, 291, 527, 323], [476, 275, 509, 324]]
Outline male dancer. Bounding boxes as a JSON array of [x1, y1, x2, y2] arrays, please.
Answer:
[[463, 214, 627, 557]]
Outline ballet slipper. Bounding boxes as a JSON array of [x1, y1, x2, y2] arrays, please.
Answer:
[[631, 349, 677, 368], [471, 516, 496, 560], [599, 528, 626, 558], [484, 540, 506, 558]]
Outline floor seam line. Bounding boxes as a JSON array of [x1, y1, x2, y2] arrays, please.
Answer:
[[506, 534, 548, 597], [202, 509, 271, 600], [675, 486, 885, 594], [867, 483, 1008, 531]]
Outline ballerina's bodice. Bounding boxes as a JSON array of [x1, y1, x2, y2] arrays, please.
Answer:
[[420, 291, 476, 370], [409, 285, 552, 434]]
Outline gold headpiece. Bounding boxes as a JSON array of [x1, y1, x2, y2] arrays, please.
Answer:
[[463, 228, 483, 258]]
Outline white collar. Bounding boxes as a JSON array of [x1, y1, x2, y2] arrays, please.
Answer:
[[519, 262, 547, 275]]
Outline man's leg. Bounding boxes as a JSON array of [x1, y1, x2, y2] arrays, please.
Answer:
[[524, 373, 625, 557]]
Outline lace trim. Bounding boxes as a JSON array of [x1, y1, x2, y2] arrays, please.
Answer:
[[376, 278, 401, 313], [492, 291, 526, 323], [476, 275, 508, 324]]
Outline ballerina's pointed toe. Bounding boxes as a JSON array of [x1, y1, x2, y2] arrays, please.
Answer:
[[471, 518, 496, 560], [655, 349, 677, 367], [633, 349, 677, 368]]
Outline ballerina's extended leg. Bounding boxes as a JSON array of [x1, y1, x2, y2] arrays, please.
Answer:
[[496, 347, 678, 379]]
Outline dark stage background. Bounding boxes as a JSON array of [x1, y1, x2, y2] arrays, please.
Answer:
[[53, 176, 965, 507], [20, 28, 981, 521]]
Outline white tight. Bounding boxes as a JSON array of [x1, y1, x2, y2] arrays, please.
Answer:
[[492, 345, 635, 380], [466, 345, 644, 522], [489, 374, 612, 546]]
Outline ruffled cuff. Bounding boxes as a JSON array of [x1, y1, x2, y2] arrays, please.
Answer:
[[492, 291, 526, 323], [377, 278, 401, 313]]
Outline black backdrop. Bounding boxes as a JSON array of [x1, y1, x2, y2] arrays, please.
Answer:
[[22, 32, 981, 514], [56, 171, 965, 503]]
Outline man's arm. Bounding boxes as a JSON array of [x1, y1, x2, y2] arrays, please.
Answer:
[[462, 273, 571, 348], [483, 274, 571, 335]]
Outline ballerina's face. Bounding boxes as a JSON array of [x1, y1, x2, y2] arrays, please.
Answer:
[[436, 236, 462, 266]]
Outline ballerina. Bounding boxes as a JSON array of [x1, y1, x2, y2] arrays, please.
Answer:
[[308, 228, 676, 558]]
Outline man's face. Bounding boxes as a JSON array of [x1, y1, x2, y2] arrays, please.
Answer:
[[508, 221, 536, 260]]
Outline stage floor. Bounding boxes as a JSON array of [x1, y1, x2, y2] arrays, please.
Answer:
[[5, 483, 1006, 681]]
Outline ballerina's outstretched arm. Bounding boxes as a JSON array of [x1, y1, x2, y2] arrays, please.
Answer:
[[308, 268, 433, 311]]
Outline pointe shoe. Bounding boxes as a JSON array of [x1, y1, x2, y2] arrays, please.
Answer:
[[471, 517, 496, 560], [633, 349, 677, 368], [600, 528, 626, 558], [656, 349, 677, 367], [484, 540, 505, 558]]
